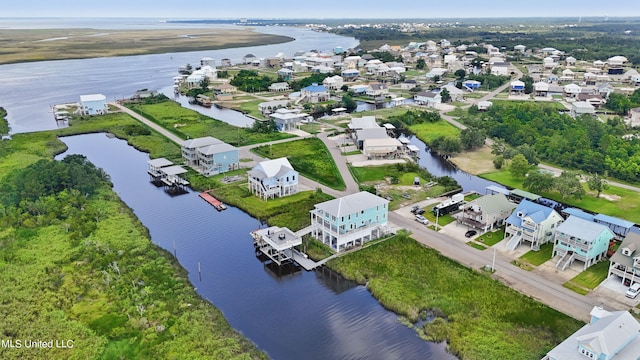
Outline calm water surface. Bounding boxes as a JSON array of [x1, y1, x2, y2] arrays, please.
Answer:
[[56, 133, 456, 360]]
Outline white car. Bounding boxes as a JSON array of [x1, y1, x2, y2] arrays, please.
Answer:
[[415, 215, 429, 225], [626, 283, 640, 299]]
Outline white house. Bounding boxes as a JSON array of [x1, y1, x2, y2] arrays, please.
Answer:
[[269, 82, 290, 92], [79, 94, 108, 115], [247, 158, 298, 200], [363, 138, 402, 159], [300, 83, 330, 103], [441, 84, 464, 101], [414, 91, 441, 107], [564, 83, 582, 98], [534, 81, 550, 97], [571, 102, 596, 118], [504, 200, 564, 251], [269, 108, 309, 131], [477, 101, 492, 111], [323, 75, 344, 90], [490, 62, 511, 76]]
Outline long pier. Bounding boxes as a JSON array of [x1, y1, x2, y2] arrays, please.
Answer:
[[199, 191, 227, 211]]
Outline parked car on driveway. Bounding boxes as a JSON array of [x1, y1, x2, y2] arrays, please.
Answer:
[[411, 205, 420, 214], [626, 283, 640, 299], [415, 215, 429, 225], [465, 230, 478, 238]]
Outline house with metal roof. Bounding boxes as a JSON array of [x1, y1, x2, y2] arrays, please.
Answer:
[[354, 128, 389, 150], [608, 233, 640, 288], [181, 137, 239, 176], [543, 306, 640, 360], [594, 214, 636, 241], [553, 216, 614, 271], [247, 158, 298, 200], [269, 108, 309, 131], [504, 200, 564, 251], [570, 101, 596, 118], [457, 194, 517, 233], [310, 191, 389, 253], [414, 91, 441, 107], [363, 138, 402, 159], [300, 83, 330, 103]]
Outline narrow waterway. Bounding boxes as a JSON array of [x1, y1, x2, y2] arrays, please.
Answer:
[[56, 133, 456, 360]]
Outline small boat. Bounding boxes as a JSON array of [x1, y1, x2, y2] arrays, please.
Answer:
[[199, 191, 227, 211]]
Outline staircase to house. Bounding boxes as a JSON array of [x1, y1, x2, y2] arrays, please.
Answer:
[[556, 251, 575, 271], [505, 234, 522, 251]]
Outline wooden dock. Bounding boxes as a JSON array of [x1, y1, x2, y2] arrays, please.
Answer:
[[199, 191, 227, 211]]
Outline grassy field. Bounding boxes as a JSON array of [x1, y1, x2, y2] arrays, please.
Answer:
[[328, 233, 583, 360], [0, 133, 267, 360], [252, 138, 346, 190], [409, 120, 461, 145], [126, 99, 294, 146], [210, 185, 333, 231], [0, 28, 292, 64], [480, 169, 640, 223]]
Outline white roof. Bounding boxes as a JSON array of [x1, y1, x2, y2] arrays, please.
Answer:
[[80, 94, 106, 102], [147, 158, 174, 167], [182, 136, 222, 149], [534, 82, 549, 91], [314, 191, 388, 218], [511, 80, 525, 87], [349, 116, 379, 130], [162, 165, 188, 176], [406, 144, 420, 152], [477, 101, 493, 107], [198, 143, 237, 155], [251, 158, 295, 178], [572, 101, 595, 110], [363, 138, 402, 148]]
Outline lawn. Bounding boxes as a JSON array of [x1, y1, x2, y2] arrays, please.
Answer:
[[210, 185, 333, 232], [408, 120, 461, 145], [126, 98, 294, 146], [480, 169, 640, 223], [328, 233, 583, 360], [519, 242, 554, 266], [564, 260, 610, 292], [252, 138, 346, 190], [232, 98, 266, 119], [476, 227, 505, 247]]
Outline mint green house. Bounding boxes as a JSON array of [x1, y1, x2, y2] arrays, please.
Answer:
[[553, 215, 615, 271], [310, 191, 389, 253]]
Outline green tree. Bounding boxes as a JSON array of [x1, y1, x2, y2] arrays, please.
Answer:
[[460, 127, 486, 150], [523, 170, 555, 194], [431, 136, 461, 156], [555, 171, 586, 200], [341, 95, 357, 113], [454, 69, 466, 79], [605, 93, 632, 114], [493, 155, 504, 169], [509, 154, 530, 178], [587, 172, 609, 198], [440, 88, 451, 103], [199, 76, 210, 90], [516, 144, 539, 165], [416, 59, 426, 69]]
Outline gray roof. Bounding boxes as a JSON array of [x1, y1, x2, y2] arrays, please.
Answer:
[[356, 128, 389, 141], [469, 193, 516, 215], [546, 307, 640, 360], [557, 216, 614, 243], [314, 191, 388, 218], [349, 116, 379, 130], [161, 165, 188, 176], [198, 143, 238, 155], [610, 233, 640, 269], [249, 157, 295, 179], [147, 158, 174, 167]]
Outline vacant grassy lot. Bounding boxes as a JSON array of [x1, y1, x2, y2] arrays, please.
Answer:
[[126, 99, 294, 146], [328, 233, 583, 360], [0, 28, 292, 64], [252, 138, 345, 190], [480, 169, 640, 223], [409, 120, 461, 145]]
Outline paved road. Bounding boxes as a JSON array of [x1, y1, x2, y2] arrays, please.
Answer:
[[111, 103, 184, 144]]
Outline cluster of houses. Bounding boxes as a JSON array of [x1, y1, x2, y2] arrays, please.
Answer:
[[455, 187, 636, 278]]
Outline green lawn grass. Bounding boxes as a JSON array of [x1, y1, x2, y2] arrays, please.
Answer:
[[519, 242, 554, 266], [476, 227, 505, 247], [566, 260, 610, 290], [467, 241, 488, 250], [252, 138, 346, 190], [408, 120, 461, 145], [328, 233, 583, 360]]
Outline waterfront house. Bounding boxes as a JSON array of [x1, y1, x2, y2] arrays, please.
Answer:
[[594, 214, 635, 241], [212, 83, 237, 94], [355, 128, 389, 150], [543, 306, 640, 360], [363, 138, 402, 159], [564, 83, 582, 98], [247, 158, 298, 200], [400, 79, 418, 90], [608, 233, 640, 288], [181, 137, 238, 176], [366, 83, 388, 99], [477, 101, 492, 111], [300, 83, 330, 103], [553, 216, 614, 271], [504, 200, 564, 251], [79, 94, 108, 115], [243, 54, 257, 64], [310, 191, 389, 252], [565, 56, 577, 67], [457, 194, 516, 233], [347, 116, 380, 134], [462, 80, 481, 90], [258, 100, 289, 115]]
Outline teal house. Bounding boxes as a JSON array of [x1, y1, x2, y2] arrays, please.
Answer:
[[553, 215, 615, 271]]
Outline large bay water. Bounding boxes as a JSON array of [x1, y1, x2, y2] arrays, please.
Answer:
[[56, 133, 455, 360]]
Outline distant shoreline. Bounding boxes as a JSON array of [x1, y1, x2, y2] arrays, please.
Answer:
[[0, 27, 293, 65]]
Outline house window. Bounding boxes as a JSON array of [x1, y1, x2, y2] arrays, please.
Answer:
[[361, 210, 364, 214], [292, 176, 295, 180]]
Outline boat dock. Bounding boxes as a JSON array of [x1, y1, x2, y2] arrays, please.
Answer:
[[199, 191, 227, 211], [251, 226, 332, 270], [147, 158, 190, 194]]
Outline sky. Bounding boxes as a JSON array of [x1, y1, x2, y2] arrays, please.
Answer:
[[2, 0, 638, 19]]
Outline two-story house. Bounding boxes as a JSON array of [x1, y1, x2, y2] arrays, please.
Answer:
[[457, 194, 516, 233], [504, 200, 564, 251], [553, 215, 615, 271], [301, 83, 330, 103], [79, 94, 108, 115], [544, 306, 640, 360], [608, 233, 640, 288], [196, 143, 239, 176], [247, 158, 298, 200], [310, 191, 389, 253]]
